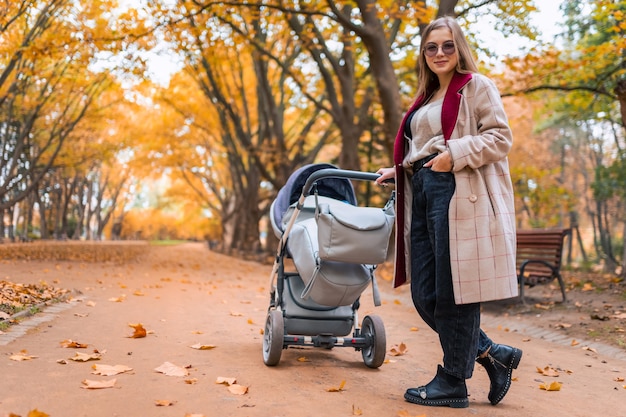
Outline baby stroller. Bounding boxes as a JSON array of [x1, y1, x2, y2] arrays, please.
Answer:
[[263, 163, 395, 368]]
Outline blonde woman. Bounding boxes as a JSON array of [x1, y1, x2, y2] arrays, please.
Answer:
[[377, 16, 521, 408]]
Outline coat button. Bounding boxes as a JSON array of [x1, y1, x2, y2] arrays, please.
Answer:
[[469, 194, 478, 203]]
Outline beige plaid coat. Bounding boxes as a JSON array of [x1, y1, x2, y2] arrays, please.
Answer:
[[392, 72, 518, 304]]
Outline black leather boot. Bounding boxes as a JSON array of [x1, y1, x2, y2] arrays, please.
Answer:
[[476, 343, 522, 405], [404, 365, 469, 408]]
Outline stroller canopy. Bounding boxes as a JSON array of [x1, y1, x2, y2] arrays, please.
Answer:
[[271, 163, 357, 234]]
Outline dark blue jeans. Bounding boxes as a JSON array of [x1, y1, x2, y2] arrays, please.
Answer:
[[410, 167, 492, 380]]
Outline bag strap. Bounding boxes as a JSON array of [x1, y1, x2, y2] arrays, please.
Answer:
[[370, 267, 381, 307], [300, 259, 320, 300]]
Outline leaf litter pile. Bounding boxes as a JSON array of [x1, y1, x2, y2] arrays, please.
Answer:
[[0, 280, 70, 319]]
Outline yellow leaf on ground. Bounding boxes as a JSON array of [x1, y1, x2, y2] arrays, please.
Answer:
[[155, 399, 176, 406], [536, 366, 559, 377], [81, 379, 117, 389], [228, 384, 249, 395], [539, 381, 562, 391], [185, 378, 198, 384], [189, 343, 216, 350], [27, 410, 50, 417], [91, 364, 133, 376], [397, 410, 426, 417], [326, 380, 346, 392], [10, 350, 38, 361], [154, 361, 189, 377], [69, 351, 101, 362], [389, 342, 408, 356], [297, 356, 310, 362], [128, 323, 147, 338], [216, 376, 237, 385], [352, 404, 363, 415], [410, 327, 419, 332], [109, 295, 126, 302], [60, 339, 88, 348]]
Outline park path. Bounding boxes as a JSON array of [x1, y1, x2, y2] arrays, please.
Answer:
[[1, 242, 625, 417]]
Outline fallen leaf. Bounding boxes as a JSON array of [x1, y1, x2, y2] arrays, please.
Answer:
[[582, 282, 594, 291], [86, 301, 96, 307], [615, 377, 625, 382], [190, 343, 216, 350], [571, 339, 580, 346], [536, 366, 559, 377], [230, 312, 243, 317], [228, 384, 249, 395], [108, 295, 126, 302], [397, 410, 426, 417], [352, 404, 363, 415], [133, 290, 145, 296], [326, 380, 346, 392], [297, 356, 310, 362], [60, 339, 88, 348], [128, 323, 147, 338], [155, 361, 189, 377], [554, 323, 572, 329], [582, 346, 598, 354], [81, 379, 117, 389], [216, 376, 237, 385], [184, 414, 205, 417], [185, 378, 198, 384], [91, 364, 133, 376], [10, 350, 38, 361], [69, 352, 102, 362], [409, 327, 419, 332], [539, 381, 562, 391], [26, 410, 50, 417], [155, 399, 176, 406], [388, 342, 408, 356]]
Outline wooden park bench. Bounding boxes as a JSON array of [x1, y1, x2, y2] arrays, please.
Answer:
[[516, 228, 571, 304]]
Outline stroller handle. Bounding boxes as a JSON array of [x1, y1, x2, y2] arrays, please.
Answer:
[[301, 168, 381, 196]]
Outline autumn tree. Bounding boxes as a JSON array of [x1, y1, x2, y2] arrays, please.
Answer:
[[501, 0, 626, 273]]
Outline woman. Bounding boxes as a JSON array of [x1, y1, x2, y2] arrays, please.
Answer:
[[376, 16, 522, 408]]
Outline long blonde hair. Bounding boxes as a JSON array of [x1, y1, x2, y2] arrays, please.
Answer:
[[415, 16, 478, 99]]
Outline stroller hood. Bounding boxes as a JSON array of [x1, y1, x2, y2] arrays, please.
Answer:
[[271, 163, 357, 236]]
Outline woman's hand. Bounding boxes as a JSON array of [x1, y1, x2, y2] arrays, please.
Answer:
[[424, 150, 453, 172], [375, 167, 395, 185]]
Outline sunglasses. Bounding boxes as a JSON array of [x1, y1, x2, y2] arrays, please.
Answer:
[[423, 41, 455, 57]]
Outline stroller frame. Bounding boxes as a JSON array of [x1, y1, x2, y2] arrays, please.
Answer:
[[263, 167, 391, 368]]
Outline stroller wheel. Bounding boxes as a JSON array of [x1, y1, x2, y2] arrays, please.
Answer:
[[263, 309, 284, 366], [361, 315, 386, 369]]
